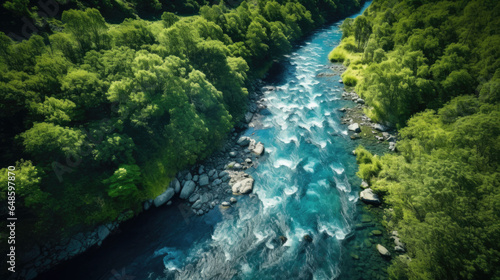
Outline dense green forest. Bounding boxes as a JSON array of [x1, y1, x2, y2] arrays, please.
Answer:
[[332, 0, 499, 279], [0, 0, 363, 258]]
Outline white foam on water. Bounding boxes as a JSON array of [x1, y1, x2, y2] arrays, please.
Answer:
[[284, 185, 298, 195], [273, 159, 295, 169]]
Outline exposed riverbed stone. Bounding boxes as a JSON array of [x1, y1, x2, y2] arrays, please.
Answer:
[[377, 244, 391, 257], [252, 142, 265, 156], [348, 123, 361, 133], [360, 188, 381, 205], [154, 187, 175, 207], [237, 136, 251, 146], [180, 180, 196, 199], [199, 174, 210, 186]]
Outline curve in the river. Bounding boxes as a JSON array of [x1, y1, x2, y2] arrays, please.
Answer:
[[35, 3, 371, 280]]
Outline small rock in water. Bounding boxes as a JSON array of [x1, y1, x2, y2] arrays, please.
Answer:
[[229, 151, 237, 157], [233, 163, 242, 170], [339, 107, 347, 112], [221, 201, 231, 207], [237, 136, 251, 146], [245, 158, 252, 164], [252, 142, 265, 156], [230, 197, 237, 204]]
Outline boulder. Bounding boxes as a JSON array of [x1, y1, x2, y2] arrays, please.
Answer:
[[232, 178, 254, 194], [245, 112, 254, 123], [252, 142, 265, 156], [180, 180, 196, 199], [348, 123, 361, 133], [219, 171, 229, 177], [192, 175, 199, 182], [198, 165, 205, 174], [376, 244, 391, 257], [233, 163, 242, 170], [360, 188, 381, 205], [192, 200, 203, 209], [237, 136, 251, 146], [221, 201, 231, 207], [143, 199, 153, 211], [356, 98, 365, 104], [189, 193, 200, 203], [171, 178, 181, 194], [185, 172, 193, 181], [361, 180, 369, 189], [373, 123, 389, 132], [245, 158, 252, 164], [199, 174, 210, 187], [154, 187, 175, 207], [389, 142, 397, 152]]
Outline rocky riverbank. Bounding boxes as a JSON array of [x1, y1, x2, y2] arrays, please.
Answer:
[[334, 74, 407, 280], [16, 79, 270, 280]]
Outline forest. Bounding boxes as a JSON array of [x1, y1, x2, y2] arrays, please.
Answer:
[[331, 0, 499, 279], [0, 0, 363, 261]]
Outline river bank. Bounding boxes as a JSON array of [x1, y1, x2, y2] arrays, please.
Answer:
[[27, 3, 378, 279]]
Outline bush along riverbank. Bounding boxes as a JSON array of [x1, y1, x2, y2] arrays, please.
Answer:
[[330, 0, 500, 279]]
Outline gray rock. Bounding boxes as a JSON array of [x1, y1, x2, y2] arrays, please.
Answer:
[[361, 180, 369, 189], [237, 136, 251, 146], [199, 174, 210, 186], [185, 172, 193, 181], [97, 225, 110, 243], [198, 166, 204, 174], [348, 123, 361, 133], [356, 98, 365, 104], [213, 178, 222, 186], [208, 169, 216, 177], [230, 197, 237, 204], [339, 79, 343, 83], [143, 199, 153, 211], [375, 135, 384, 141], [360, 188, 380, 205], [171, 178, 181, 194], [373, 123, 389, 132], [197, 210, 204, 215], [221, 201, 231, 207], [192, 175, 199, 182], [253, 142, 265, 156], [180, 180, 196, 199], [232, 178, 254, 194], [211, 171, 219, 179], [166, 201, 172, 206], [189, 193, 200, 203], [192, 200, 203, 209], [154, 187, 175, 207], [245, 158, 252, 164], [339, 107, 347, 112], [389, 142, 397, 152], [233, 163, 242, 170], [377, 244, 391, 257], [395, 245, 405, 253], [221, 174, 230, 182], [245, 112, 253, 123], [219, 171, 229, 177], [229, 151, 237, 157]]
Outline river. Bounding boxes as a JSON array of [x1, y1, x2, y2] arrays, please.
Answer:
[[37, 2, 372, 279]]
